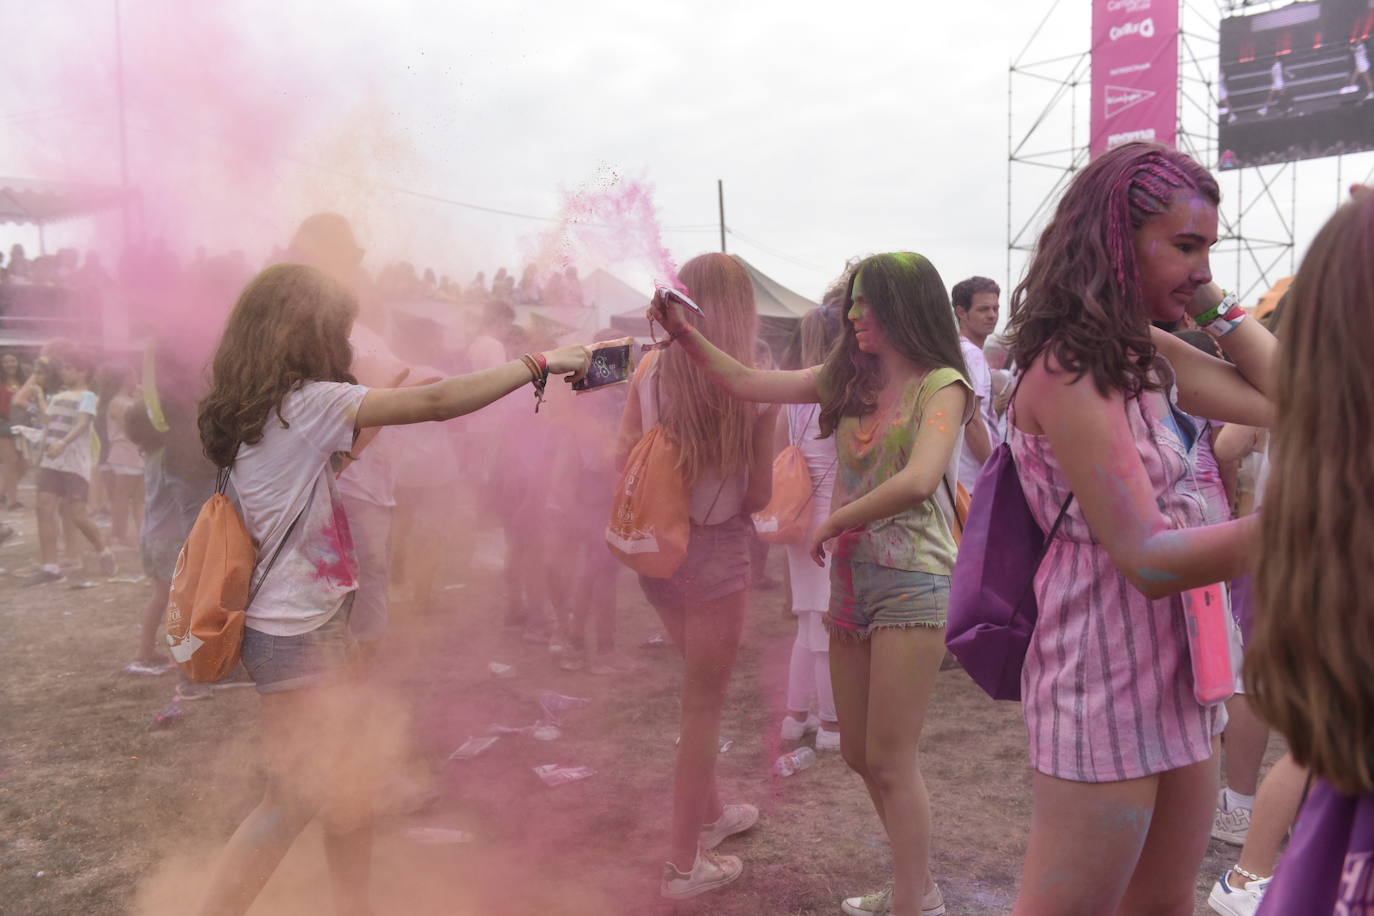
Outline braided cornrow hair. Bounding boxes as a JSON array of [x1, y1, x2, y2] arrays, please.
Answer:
[[1008, 142, 1220, 397]]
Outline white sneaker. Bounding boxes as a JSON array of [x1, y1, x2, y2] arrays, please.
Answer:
[[1212, 788, 1253, 845], [660, 848, 743, 900], [815, 727, 841, 751], [780, 713, 820, 741], [700, 802, 759, 849], [1208, 870, 1270, 916], [841, 882, 945, 915]]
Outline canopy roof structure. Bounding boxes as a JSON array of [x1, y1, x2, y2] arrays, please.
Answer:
[[0, 177, 125, 227], [740, 256, 819, 322], [581, 267, 647, 322], [608, 256, 818, 366]]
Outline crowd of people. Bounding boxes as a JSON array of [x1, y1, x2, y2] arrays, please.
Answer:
[[3, 142, 1371, 916]]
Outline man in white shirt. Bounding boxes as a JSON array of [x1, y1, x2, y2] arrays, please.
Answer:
[[951, 276, 1000, 493]]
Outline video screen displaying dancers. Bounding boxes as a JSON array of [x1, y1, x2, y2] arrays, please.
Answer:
[[1217, 0, 1374, 169]]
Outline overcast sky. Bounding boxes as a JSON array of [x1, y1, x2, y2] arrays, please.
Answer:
[[3, 0, 1371, 312]]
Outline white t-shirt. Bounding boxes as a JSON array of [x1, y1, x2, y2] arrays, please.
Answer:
[[40, 389, 99, 481], [234, 381, 370, 637], [958, 337, 993, 493], [784, 403, 836, 614]]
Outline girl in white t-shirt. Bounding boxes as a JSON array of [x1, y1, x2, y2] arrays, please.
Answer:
[[194, 263, 589, 916]]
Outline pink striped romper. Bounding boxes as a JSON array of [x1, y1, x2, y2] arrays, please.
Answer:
[[1009, 361, 1226, 782]]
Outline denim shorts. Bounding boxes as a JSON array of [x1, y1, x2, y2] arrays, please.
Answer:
[[639, 514, 753, 609], [825, 561, 949, 638], [37, 468, 89, 501], [241, 598, 356, 694]]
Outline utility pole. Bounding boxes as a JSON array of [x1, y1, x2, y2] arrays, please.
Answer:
[[717, 179, 726, 253], [114, 0, 131, 243]]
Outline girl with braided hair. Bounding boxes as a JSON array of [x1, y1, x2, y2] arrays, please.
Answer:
[[1003, 142, 1277, 913]]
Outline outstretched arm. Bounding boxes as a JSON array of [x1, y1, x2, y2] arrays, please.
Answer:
[[353, 345, 590, 429], [648, 291, 820, 404]]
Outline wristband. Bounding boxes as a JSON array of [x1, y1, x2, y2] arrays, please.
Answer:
[[1202, 309, 1247, 339], [532, 352, 549, 378], [1194, 291, 1240, 327]]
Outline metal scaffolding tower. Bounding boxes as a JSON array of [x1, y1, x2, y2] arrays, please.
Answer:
[[1007, 0, 1302, 304]]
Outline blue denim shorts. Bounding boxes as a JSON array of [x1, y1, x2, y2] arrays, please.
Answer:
[[825, 561, 949, 638], [638, 514, 753, 609], [241, 598, 356, 694]]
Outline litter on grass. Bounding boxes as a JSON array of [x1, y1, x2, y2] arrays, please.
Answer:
[[151, 699, 184, 727], [447, 736, 500, 761], [532, 764, 596, 788], [485, 722, 561, 741], [674, 735, 734, 754], [537, 690, 590, 725]]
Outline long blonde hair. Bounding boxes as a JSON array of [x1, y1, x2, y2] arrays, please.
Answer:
[[1248, 190, 1374, 795], [657, 253, 758, 481]]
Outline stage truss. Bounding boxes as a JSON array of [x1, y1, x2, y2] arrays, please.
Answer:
[[1005, 0, 1359, 305]]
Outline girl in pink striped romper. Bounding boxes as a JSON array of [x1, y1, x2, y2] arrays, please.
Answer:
[[1004, 143, 1277, 915]]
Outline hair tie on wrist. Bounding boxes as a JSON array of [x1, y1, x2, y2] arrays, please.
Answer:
[[520, 353, 548, 413]]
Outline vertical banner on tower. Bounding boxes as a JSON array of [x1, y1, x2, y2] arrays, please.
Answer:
[[1091, 0, 1180, 156]]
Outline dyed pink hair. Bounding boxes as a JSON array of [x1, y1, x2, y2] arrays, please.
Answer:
[[1008, 142, 1219, 396]]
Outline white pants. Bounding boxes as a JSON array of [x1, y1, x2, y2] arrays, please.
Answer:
[[786, 611, 836, 722]]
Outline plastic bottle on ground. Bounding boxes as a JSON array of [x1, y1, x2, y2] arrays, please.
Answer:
[[773, 746, 817, 777]]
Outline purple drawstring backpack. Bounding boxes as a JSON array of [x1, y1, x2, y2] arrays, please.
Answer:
[[1257, 780, 1374, 914], [946, 378, 1072, 701]]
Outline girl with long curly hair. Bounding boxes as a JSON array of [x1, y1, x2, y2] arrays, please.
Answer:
[[1241, 185, 1374, 914], [649, 251, 970, 916], [194, 263, 589, 916], [1002, 141, 1277, 914]]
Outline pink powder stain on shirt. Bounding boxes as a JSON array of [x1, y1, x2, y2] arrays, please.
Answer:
[[311, 502, 359, 586]]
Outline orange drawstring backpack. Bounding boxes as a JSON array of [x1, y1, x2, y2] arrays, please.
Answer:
[[164, 461, 301, 681], [752, 405, 835, 545]]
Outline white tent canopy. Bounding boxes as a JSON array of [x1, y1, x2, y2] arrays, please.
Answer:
[[608, 255, 817, 365], [0, 177, 126, 254]]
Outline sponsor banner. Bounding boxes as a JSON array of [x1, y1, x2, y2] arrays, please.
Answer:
[[1091, 0, 1179, 156]]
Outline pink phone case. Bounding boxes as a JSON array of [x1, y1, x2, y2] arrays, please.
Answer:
[[1182, 582, 1235, 705]]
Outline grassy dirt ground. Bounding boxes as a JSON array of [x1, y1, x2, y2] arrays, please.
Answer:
[[0, 488, 1285, 916]]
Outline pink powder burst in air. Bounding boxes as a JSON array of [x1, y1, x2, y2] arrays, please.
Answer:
[[525, 170, 680, 292]]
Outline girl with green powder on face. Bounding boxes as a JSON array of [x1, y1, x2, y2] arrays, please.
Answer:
[[648, 252, 971, 916]]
